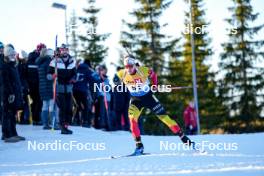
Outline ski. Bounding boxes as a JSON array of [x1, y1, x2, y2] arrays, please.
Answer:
[[110, 153, 151, 159]]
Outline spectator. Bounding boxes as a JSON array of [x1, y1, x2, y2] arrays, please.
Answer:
[[48, 44, 76, 134], [96, 65, 112, 131], [26, 43, 46, 125], [73, 59, 100, 128], [36, 48, 59, 130], [0, 41, 4, 125], [17, 50, 30, 124], [112, 71, 130, 131], [183, 101, 198, 135], [1, 44, 25, 142]]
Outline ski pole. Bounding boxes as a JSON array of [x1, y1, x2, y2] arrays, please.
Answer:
[[122, 43, 133, 56], [170, 86, 198, 90], [152, 85, 198, 92], [52, 35, 58, 131]]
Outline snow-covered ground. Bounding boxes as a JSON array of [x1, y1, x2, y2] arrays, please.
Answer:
[[0, 125, 264, 176]]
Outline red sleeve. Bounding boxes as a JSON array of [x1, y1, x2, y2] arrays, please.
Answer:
[[149, 69, 158, 86]]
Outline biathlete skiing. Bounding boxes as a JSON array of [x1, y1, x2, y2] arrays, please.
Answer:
[[117, 55, 195, 155]]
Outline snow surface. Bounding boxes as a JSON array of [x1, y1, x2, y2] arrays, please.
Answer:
[[0, 125, 264, 176]]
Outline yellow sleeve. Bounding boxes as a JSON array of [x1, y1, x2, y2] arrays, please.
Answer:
[[138, 66, 150, 77], [117, 69, 125, 80]]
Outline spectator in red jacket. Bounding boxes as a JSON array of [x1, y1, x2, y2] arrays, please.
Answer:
[[184, 101, 198, 135]]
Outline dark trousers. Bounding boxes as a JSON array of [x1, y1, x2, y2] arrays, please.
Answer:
[[98, 96, 113, 130], [29, 89, 42, 123], [94, 96, 111, 130], [94, 100, 100, 128], [2, 106, 18, 138], [115, 111, 130, 131], [0, 103, 2, 125], [73, 90, 91, 125], [0, 85, 3, 125], [57, 93, 72, 126], [185, 126, 198, 135], [18, 93, 30, 123]]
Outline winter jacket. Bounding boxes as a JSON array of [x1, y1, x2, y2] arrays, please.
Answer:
[[48, 56, 76, 94], [36, 56, 53, 100], [0, 54, 4, 102], [26, 50, 40, 90], [0, 54, 3, 69], [17, 60, 29, 95], [2, 61, 23, 110], [183, 105, 197, 128], [98, 77, 111, 102], [73, 63, 101, 94]]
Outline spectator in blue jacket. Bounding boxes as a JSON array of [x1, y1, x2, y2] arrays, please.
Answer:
[[73, 59, 100, 127], [96, 65, 112, 131]]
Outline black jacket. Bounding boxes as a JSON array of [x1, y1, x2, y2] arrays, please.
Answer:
[[2, 61, 23, 110], [26, 50, 40, 90], [73, 63, 101, 93], [48, 56, 76, 94], [0, 54, 3, 69], [17, 60, 29, 95], [36, 56, 53, 100], [0, 54, 4, 102]]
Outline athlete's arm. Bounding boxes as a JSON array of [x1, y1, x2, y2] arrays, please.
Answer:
[[148, 68, 158, 87]]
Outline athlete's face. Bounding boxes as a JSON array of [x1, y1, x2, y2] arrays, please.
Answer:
[[125, 64, 136, 75]]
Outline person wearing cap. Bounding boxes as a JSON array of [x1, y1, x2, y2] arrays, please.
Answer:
[[26, 43, 46, 126], [0, 41, 4, 125], [116, 55, 194, 155], [1, 45, 25, 142], [48, 44, 76, 134]]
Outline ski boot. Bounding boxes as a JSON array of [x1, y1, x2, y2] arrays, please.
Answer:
[[132, 138, 144, 156], [61, 125, 73, 135], [178, 130, 196, 149]]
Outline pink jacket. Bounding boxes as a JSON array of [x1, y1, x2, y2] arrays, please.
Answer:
[[184, 106, 197, 128]]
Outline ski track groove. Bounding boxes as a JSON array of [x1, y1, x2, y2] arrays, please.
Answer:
[[2, 165, 264, 176], [1, 152, 264, 167]]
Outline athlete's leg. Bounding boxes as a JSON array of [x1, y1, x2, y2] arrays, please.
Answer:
[[128, 103, 144, 147], [143, 93, 193, 145]]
